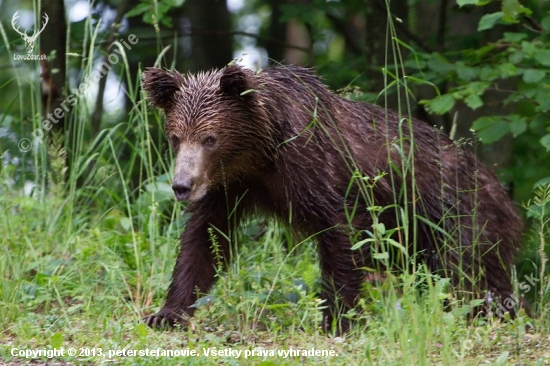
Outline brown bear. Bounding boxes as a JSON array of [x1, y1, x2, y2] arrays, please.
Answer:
[[142, 64, 522, 333]]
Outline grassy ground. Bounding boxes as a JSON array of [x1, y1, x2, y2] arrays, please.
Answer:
[[1, 181, 549, 365]]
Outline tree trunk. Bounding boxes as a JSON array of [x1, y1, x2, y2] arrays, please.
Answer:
[[365, 0, 409, 93], [265, 0, 287, 64], [40, 0, 66, 133], [186, 0, 233, 72]]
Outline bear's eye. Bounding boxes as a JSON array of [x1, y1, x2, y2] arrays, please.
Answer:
[[202, 135, 217, 147], [168, 134, 179, 147]]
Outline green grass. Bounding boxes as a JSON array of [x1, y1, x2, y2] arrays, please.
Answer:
[[0, 187, 549, 365]]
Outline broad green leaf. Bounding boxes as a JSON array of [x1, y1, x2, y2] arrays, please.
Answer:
[[508, 50, 523, 64], [456, 62, 478, 81], [145, 182, 175, 201], [465, 94, 483, 110], [472, 117, 510, 144], [479, 65, 500, 81], [472, 116, 500, 130], [467, 81, 491, 94], [50, 332, 63, 348], [373, 222, 386, 236], [478, 12, 504, 31], [541, 134, 550, 151], [502, 32, 528, 42], [523, 69, 546, 83], [495, 351, 509, 365], [502, 0, 531, 23], [542, 16, 550, 32], [135, 323, 148, 340], [119, 217, 133, 231], [423, 94, 456, 114], [535, 84, 550, 112], [521, 40, 537, 55], [508, 115, 527, 137], [497, 63, 517, 78], [533, 49, 550, 67], [457, 0, 481, 6], [427, 53, 455, 73]]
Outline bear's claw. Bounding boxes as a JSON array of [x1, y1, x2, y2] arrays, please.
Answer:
[[144, 310, 185, 330]]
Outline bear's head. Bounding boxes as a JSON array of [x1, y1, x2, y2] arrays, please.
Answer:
[[143, 65, 274, 202]]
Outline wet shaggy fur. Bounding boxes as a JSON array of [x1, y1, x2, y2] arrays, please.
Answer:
[[142, 64, 522, 333]]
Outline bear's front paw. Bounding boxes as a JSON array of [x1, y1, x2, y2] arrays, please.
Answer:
[[144, 309, 186, 330]]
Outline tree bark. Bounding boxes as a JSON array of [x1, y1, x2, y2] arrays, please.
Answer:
[[186, 0, 233, 72], [40, 0, 66, 132], [265, 0, 287, 63]]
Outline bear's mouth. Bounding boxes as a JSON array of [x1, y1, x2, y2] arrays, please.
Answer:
[[172, 179, 209, 202], [172, 177, 192, 201]]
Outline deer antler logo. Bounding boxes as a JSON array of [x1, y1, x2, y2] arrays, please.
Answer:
[[11, 11, 49, 54]]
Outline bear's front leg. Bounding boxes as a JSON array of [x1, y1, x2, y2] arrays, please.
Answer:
[[145, 206, 230, 329], [317, 230, 367, 334]]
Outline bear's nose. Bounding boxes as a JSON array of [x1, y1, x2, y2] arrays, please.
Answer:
[[172, 178, 192, 201]]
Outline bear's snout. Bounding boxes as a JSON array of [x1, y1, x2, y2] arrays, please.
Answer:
[[172, 178, 193, 201]]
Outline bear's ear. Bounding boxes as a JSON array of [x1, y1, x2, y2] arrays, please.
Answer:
[[219, 65, 254, 98], [142, 68, 181, 110]]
